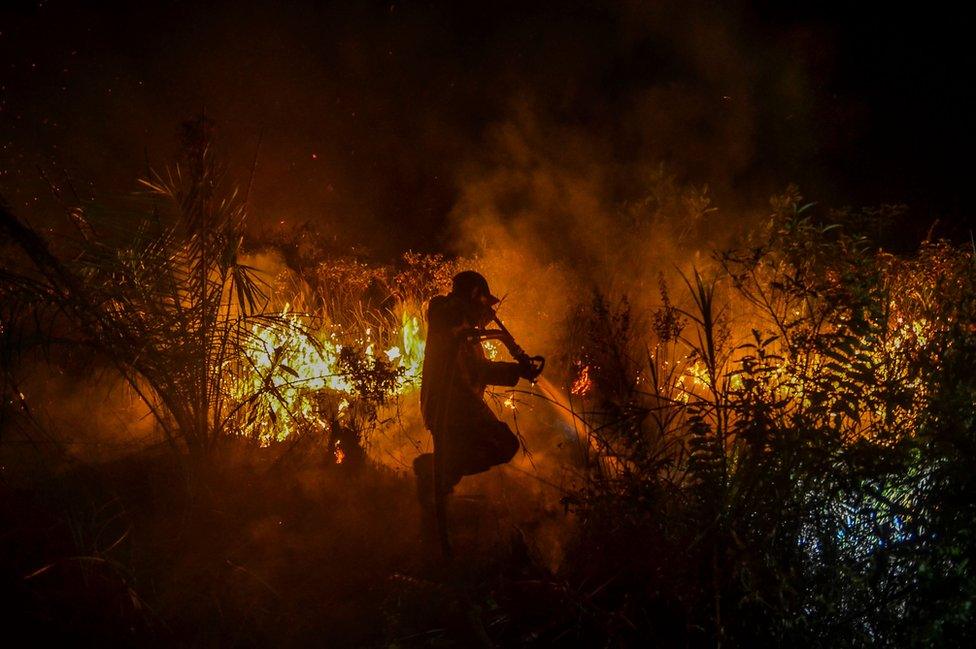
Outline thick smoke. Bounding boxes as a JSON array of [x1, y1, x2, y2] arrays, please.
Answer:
[[0, 0, 831, 568], [442, 1, 821, 350], [432, 6, 825, 549], [4, 359, 158, 465]]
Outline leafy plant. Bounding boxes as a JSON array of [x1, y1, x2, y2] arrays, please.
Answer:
[[560, 193, 976, 646], [0, 117, 292, 459]]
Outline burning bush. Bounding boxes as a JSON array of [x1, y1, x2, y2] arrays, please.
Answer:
[[0, 119, 443, 467]]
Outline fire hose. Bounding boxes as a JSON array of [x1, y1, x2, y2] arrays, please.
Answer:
[[469, 314, 546, 382]]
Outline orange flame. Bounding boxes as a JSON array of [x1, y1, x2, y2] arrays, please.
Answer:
[[235, 305, 426, 446], [570, 364, 593, 397]]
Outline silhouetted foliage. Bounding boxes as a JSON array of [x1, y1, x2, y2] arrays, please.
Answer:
[[561, 194, 976, 646]]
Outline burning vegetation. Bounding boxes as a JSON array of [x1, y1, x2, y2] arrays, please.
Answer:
[[1, 121, 975, 647]]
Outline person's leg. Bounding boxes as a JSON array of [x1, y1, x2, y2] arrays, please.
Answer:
[[452, 420, 519, 478], [413, 439, 464, 509], [486, 420, 519, 465], [433, 431, 463, 493]]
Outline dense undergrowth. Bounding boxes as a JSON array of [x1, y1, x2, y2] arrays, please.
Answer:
[[559, 196, 976, 647], [1, 123, 974, 646]]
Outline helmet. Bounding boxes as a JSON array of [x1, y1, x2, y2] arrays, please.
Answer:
[[451, 270, 499, 305]]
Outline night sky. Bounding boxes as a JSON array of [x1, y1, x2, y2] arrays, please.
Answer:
[[2, 1, 973, 257]]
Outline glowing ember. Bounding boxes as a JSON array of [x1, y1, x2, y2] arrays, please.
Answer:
[[570, 364, 593, 397]]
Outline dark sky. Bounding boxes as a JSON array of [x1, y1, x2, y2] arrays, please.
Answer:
[[1, 1, 973, 257]]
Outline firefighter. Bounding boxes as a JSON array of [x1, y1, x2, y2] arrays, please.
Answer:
[[413, 271, 542, 509]]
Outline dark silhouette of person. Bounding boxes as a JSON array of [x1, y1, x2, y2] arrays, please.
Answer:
[[412, 271, 541, 508]]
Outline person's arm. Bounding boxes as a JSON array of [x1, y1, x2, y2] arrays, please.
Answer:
[[474, 357, 523, 387]]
